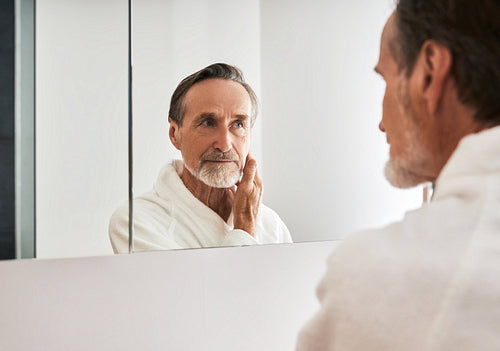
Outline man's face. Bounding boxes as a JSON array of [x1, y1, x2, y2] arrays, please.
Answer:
[[374, 13, 435, 188], [169, 78, 252, 188]]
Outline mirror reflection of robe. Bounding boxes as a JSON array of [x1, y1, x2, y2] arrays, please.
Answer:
[[109, 160, 292, 253]]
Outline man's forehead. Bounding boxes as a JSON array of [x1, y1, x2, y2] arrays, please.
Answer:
[[382, 13, 397, 52], [186, 79, 247, 97], [375, 12, 398, 74], [184, 79, 251, 110]]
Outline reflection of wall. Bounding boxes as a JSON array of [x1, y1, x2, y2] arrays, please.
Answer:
[[35, 0, 423, 257], [36, 0, 128, 258], [261, 0, 422, 242], [35, 0, 261, 258], [133, 0, 262, 194], [134, 0, 422, 245]]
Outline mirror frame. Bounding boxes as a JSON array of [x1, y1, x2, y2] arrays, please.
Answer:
[[15, 0, 36, 259]]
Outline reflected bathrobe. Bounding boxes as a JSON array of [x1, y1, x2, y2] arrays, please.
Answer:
[[109, 160, 292, 253], [297, 126, 500, 351]]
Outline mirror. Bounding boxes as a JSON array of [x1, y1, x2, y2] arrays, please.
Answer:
[[31, 0, 128, 259], [130, 0, 423, 251], [8, 0, 425, 260]]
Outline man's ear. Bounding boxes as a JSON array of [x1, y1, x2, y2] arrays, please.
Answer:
[[415, 40, 452, 115], [169, 119, 181, 150]]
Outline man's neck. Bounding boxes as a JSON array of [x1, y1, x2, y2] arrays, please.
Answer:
[[430, 87, 487, 179], [180, 165, 235, 222]]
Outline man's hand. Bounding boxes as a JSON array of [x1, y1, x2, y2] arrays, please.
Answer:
[[232, 155, 263, 237]]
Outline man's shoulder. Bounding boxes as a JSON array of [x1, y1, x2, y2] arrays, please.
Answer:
[[109, 200, 130, 224], [327, 198, 481, 270], [335, 204, 431, 246], [110, 189, 173, 222]]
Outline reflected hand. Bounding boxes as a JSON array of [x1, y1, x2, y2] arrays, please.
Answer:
[[232, 155, 263, 237]]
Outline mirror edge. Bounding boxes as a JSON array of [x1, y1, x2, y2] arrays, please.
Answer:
[[15, 0, 36, 259]]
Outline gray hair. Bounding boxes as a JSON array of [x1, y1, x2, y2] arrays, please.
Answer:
[[168, 63, 258, 126], [392, 0, 500, 126]]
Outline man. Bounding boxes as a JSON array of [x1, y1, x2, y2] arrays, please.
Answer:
[[297, 0, 499, 350], [109, 63, 292, 253]]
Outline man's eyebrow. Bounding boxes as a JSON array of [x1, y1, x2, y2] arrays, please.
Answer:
[[194, 112, 217, 123], [193, 112, 250, 124], [234, 114, 249, 120]]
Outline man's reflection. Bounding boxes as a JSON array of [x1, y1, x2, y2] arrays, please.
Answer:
[[109, 63, 292, 253]]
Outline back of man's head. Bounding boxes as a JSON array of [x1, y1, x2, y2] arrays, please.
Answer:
[[168, 63, 258, 127], [392, 0, 500, 126]]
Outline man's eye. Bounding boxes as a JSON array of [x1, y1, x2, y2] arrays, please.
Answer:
[[234, 121, 244, 128], [201, 120, 213, 127]]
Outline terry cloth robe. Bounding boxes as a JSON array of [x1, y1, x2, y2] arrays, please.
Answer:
[[109, 160, 292, 253], [296, 126, 500, 351]]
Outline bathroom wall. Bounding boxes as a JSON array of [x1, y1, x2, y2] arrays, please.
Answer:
[[260, 0, 422, 242], [35, 0, 129, 258], [0, 241, 338, 350]]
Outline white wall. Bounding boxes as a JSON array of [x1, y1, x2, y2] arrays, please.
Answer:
[[36, 0, 128, 258], [260, 0, 422, 242], [0, 241, 338, 350]]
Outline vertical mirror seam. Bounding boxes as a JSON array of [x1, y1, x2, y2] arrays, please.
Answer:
[[128, 0, 134, 254]]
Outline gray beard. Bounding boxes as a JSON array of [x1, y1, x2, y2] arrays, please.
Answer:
[[385, 78, 428, 189], [185, 162, 241, 188], [384, 157, 423, 189]]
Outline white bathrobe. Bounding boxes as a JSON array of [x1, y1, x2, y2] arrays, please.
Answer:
[[297, 126, 500, 351], [109, 160, 292, 253]]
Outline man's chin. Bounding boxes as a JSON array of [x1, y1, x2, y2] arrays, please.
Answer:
[[384, 159, 425, 189], [198, 165, 241, 188], [199, 176, 239, 188]]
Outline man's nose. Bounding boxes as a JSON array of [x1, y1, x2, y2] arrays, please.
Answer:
[[213, 127, 232, 152], [379, 120, 385, 132]]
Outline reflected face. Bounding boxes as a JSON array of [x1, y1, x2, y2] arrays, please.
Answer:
[[170, 78, 252, 188], [374, 13, 434, 188]]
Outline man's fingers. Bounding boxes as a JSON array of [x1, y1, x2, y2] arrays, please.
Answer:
[[254, 166, 263, 188], [240, 158, 258, 188], [232, 155, 262, 237]]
